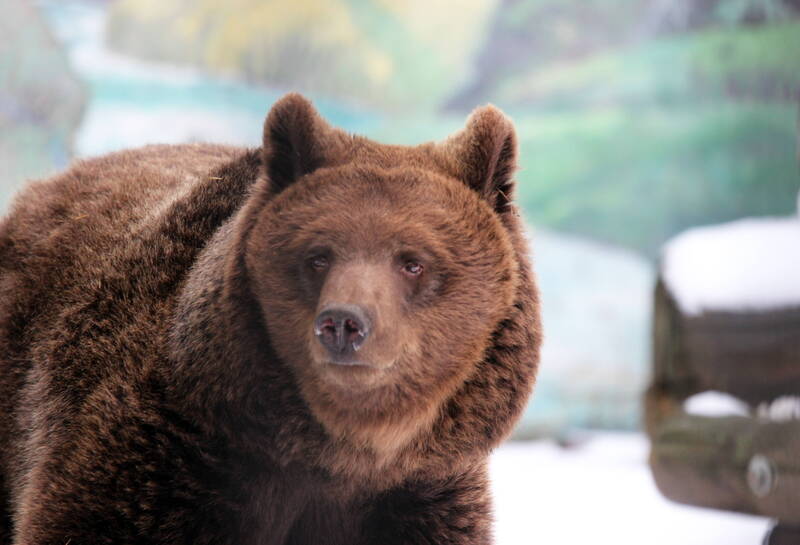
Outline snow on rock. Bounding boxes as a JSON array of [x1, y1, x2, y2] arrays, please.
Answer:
[[682, 392, 800, 420], [662, 216, 800, 315], [683, 391, 751, 418], [491, 433, 770, 545], [756, 396, 800, 421]]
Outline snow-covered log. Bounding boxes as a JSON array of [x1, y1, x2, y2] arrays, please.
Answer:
[[646, 215, 800, 525]]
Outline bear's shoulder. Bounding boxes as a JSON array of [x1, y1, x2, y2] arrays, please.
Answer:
[[1, 143, 258, 276]]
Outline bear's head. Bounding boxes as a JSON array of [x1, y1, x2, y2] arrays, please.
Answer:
[[235, 94, 534, 453]]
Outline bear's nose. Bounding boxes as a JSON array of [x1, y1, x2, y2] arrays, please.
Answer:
[[313, 305, 371, 360]]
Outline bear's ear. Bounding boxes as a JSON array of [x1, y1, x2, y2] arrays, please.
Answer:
[[262, 93, 332, 193], [443, 105, 518, 214]]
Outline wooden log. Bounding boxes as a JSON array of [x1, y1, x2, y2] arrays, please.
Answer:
[[646, 276, 800, 522], [765, 523, 800, 545], [650, 279, 800, 407], [650, 411, 800, 524], [681, 307, 800, 405]]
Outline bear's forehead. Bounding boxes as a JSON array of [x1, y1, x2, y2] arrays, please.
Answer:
[[278, 206, 455, 257], [257, 158, 510, 260], [293, 164, 478, 211], [263, 174, 504, 262]]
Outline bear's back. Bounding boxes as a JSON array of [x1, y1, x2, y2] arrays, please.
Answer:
[[1, 143, 245, 280], [0, 143, 261, 478]]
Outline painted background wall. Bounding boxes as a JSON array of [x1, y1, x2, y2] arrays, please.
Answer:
[[2, 0, 798, 435]]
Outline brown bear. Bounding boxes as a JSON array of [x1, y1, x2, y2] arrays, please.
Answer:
[[0, 93, 540, 544]]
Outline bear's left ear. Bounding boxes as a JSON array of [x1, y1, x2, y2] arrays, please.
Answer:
[[262, 93, 333, 194], [440, 105, 518, 214]]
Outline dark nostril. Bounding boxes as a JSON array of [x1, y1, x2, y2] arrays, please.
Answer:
[[344, 319, 359, 334], [319, 319, 336, 336], [313, 305, 371, 356]]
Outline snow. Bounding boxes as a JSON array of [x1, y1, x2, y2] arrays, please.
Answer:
[[661, 215, 800, 315], [491, 433, 770, 545], [756, 396, 800, 421], [683, 391, 800, 421], [683, 391, 751, 418]]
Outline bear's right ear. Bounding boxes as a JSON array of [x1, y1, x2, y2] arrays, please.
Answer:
[[262, 93, 332, 193], [439, 104, 518, 215]]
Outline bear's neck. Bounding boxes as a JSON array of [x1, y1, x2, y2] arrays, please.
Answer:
[[168, 207, 318, 447]]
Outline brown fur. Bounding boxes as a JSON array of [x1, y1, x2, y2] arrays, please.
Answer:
[[0, 93, 541, 544]]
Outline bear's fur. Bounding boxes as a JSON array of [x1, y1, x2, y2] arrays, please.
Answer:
[[0, 94, 541, 545]]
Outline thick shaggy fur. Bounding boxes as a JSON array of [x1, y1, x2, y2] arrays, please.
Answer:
[[0, 94, 541, 545]]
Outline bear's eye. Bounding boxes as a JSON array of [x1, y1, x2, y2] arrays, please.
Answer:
[[402, 261, 424, 277], [308, 255, 329, 271]]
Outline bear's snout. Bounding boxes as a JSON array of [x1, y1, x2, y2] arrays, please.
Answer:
[[314, 304, 371, 363]]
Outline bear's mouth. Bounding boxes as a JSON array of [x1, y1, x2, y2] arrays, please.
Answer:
[[318, 358, 393, 391], [327, 359, 372, 367], [323, 352, 396, 370]]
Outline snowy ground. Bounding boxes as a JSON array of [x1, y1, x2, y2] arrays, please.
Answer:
[[491, 433, 770, 545]]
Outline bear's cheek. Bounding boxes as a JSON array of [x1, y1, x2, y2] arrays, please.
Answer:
[[414, 284, 506, 376], [262, 298, 317, 367], [244, 267, 317, 370]]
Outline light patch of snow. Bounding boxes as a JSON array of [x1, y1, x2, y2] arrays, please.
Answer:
[[662, 216, 800, 315], [492, 433, 770, 545], [756, 396, 800, 421], [683, 391, 751, 418]]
